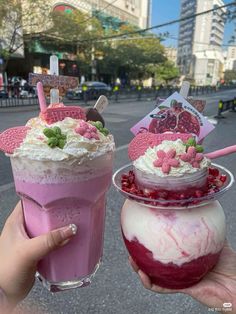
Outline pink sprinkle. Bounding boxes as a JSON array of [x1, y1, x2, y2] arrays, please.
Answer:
[[195, 153, 204, 161], [91, 132, 99, 140], [75, 127, 86, 135], [187, 147, 196, 158], [75, 121, 99, 140], [80, 120, 89, 128], [84, 132, 92, 139], [180, 147, 203, 168], [90, 126, 97, 132]]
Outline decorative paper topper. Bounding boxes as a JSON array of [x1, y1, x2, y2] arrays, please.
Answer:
[[29, 73, 78, 96], [0, 126, 30, 154], [128, 132, 192, 161], [131, 92, 214, 142], [29, 73, 78, 89]]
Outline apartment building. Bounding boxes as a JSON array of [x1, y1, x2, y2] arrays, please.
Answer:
[[177, 0, 226, 85]]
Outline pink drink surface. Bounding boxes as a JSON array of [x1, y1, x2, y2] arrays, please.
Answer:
[[123, 235, 221, 289], [14, 172, 112, 283]]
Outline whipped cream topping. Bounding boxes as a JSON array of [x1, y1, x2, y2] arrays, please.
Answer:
[[11, 117, 115, 162], [134, 139, 210, 177], [122, 199, 226, 266]]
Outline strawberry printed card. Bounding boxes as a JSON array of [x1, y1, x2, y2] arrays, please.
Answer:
[[131, 92, 214, 142]]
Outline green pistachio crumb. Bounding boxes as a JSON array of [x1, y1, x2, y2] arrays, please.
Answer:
[[43, 127, 67, 149], [60, 134, 67, 140], [102, 128, 109, 136], [53, 126, 62, 136], [196, 145, 204, 153], [94, 121, 103, 129], [43, 128, 56, 138], [58, 139, 66, 149], [187, 138, 196, 146], [47, 137, 58, 148]]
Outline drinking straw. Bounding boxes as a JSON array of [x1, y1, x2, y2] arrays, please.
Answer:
[[50, 89, 59, 105], [50, 54, 59, 104], [205, 146, 236, 159], [36, 82, 47, 113]]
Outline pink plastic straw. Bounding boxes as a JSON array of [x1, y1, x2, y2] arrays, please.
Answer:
[[205, 145, 236, 159], [37, 82, 47, 113]]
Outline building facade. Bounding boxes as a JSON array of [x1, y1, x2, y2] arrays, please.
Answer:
[[3, 0, 151, 79], [50, 0, 151, 29], [177, 0, 226, 85], [165, 47, 177, 65]]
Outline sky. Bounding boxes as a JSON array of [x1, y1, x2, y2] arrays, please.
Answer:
[[151, 0, 235, 50]]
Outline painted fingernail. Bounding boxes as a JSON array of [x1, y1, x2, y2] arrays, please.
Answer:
[[62, 224, 77, 238], [70, 224, 77, 235], [59, 224, 77, 246]]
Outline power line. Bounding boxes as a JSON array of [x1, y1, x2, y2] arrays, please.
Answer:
[[76, 1, 236, 43], [165, 35, 236, 48]]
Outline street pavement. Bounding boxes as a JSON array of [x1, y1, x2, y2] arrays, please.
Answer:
[[0, 90, 236, 313]]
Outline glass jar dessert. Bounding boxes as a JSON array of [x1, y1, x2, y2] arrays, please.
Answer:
[[113, 133, 235, 289]]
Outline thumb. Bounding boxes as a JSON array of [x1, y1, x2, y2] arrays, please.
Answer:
[[24, 224, 77, 262]]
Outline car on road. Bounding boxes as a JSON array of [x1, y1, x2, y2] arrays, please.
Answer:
[[0, 89, 8, 99], [65, 81, 112, 100]]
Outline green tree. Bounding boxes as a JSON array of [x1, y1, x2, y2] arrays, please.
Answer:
[[0, 1, 172, 84], [97, 34, 167, 82], [0, 1, 102, 77], [154, 60, 179, 84], [224, 70, 236, 83], [0, 0, 51, 73]]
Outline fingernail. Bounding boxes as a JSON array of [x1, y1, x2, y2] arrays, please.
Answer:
[[62, 224, 78, 238], [59, 224, 77, 247]]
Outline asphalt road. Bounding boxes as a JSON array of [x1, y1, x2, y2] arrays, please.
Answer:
[[0, 90, 236, 313]]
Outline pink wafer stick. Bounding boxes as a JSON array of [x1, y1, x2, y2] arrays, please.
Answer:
[[205, 145, 236, 159], [37, 82, 47, 113]]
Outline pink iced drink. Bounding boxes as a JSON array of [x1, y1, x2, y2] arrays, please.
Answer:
[[11, 152, 113, 289], [121, 199, 226, 289]]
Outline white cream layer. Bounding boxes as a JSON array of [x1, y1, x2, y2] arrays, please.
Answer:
[[133, 139, 210, 177], [11, 117, 115, 162], [121, 199, 226, 266]]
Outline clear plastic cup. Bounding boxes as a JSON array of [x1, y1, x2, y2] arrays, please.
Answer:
[[113, 163, 234, 289], [11, 152, 113, 292]]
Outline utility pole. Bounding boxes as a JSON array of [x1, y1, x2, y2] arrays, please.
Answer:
[[91, 45, 97, 81]]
